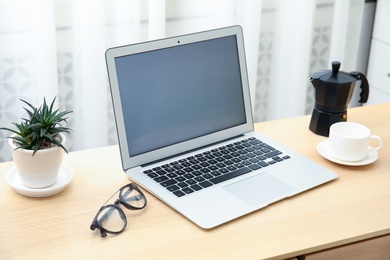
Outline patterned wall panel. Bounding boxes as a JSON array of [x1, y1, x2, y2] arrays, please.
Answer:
[[57, 52, 79, 152], [253, 5, 333, 123], [0, 57, 37, 162]]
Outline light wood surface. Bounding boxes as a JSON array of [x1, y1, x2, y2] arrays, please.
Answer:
[[1, 103, 389, 259]]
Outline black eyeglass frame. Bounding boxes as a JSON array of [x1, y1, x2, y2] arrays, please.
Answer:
[[90, 183, 147, 237]]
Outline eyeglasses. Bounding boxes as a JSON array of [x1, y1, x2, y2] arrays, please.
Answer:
[[90, 183, 147, 237]]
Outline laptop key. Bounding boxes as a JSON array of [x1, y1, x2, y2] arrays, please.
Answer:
[[200, 162, 210, 167], [264, 150, 282, 158], [203, 173, 213, 179], [181, 162, 192, 167], [175, 170, 186, 175], [197, 157, 208, 162], [248, 164, 261, 170], [165, 167, 175, 173], [273, 156, 284, 162], [199, 180, 213, 188], [249, 139, 261, 145], [241, 160, 252, 166], [190, 184, 203, 191], [192, 171, 203, 176], [216, 163, 226, 168], [186, 179, 197, 185], [210, 167, 252, 184], [234, 163, 245, 168], [226, 165, 237, 171], [224, 160, 234, 166], [219, 168, 229, 174], [192, 165, 202, 170], [257, 155, 267, 160], [194, 176, 205, 182], [147, 172, 158, 178], [173, 190, 185, 197], [154, 176, 169, 183], [183, 167, 194, 173], [173, 164, 183, 170], [167, 185, 180, 192], [175, 176, 186, 182], [211, 171, 222, 177], [161, 179, 177, 187], [200, 168, 211, 174], [177, 182, 189, 188], [155, 169, 167, 175], [209, 165, 218, 171], [182, 187, 194, 194], [167, 173, 178, 178], [258, 161, 269, 167], [184, 173, 195, 179]]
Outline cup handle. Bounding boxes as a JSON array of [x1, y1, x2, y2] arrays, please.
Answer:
[[370, 135, 382, 150]]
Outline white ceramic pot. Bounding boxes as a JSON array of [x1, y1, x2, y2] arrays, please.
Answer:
[[9, 133, 66, 189]]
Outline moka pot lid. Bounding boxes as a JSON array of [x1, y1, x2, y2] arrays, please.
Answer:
[[311, 61, 357, 85]]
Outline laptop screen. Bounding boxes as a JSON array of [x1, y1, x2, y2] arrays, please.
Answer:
[[114, 35, 246, 157]]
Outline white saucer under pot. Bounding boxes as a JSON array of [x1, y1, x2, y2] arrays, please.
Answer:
[[6, 164, 73, 198]]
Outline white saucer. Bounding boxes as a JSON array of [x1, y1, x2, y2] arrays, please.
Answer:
[[6, 164, 73, 197], [317, 140, 378, 166]]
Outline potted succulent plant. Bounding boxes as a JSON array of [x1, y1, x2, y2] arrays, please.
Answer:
[[0, 97, 72, 189]]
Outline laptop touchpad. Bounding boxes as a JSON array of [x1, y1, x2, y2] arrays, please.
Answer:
[[224, 173, 294, 206]]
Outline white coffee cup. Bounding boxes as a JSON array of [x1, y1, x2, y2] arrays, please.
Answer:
[[329, 122, 382, 162]]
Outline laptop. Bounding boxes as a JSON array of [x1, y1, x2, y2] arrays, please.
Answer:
[[106, 25, 338, 229]]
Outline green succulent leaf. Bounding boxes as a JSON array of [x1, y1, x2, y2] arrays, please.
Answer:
[[0, 97, 73, 156]]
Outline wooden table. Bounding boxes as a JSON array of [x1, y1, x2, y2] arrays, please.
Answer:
[[1, 103, 389, 259]]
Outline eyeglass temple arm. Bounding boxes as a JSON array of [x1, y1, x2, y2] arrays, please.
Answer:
[[90, 220, 108, 237], [90, 216, 110, 237]]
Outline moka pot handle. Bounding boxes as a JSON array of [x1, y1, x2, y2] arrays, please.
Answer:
[[349, 71, 369, 103]]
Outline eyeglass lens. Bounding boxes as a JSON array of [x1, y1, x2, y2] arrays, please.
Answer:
[[97, 205, 126, 233], [92, 183, 147, 237], [121, 185, 145, 208]]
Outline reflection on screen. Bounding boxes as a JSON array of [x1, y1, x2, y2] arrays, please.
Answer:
[[115, 35, 246, 156]]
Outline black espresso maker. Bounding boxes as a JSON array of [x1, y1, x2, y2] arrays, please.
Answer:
[[309, 61, 369, 136]]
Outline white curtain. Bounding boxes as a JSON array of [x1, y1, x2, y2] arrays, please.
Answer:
[[0, 0, 366, 162]]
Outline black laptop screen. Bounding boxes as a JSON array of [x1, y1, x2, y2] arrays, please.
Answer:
[[115, 35, 246, 157]]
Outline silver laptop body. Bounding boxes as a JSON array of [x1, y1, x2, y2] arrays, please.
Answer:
[[106, 25, 338, 229]]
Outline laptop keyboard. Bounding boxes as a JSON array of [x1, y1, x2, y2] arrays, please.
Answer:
[[143, 137, 290, 197]]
